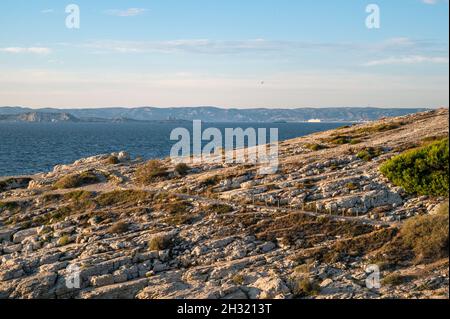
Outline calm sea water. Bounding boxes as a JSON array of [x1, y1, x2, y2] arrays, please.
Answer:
[[0, 122, 348, 177]]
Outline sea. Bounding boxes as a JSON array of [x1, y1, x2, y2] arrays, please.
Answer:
[[0, 122, 349, 177]]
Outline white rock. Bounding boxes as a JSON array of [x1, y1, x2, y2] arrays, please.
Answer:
[[13, 228, 38, 244]]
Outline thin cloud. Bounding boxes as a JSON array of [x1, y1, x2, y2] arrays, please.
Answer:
[[105, 8, 147, 17], [364, 55, 449, 66], [41, 9, 54, 14], [421, 0, 449, 4], [0, 47, 52, 55], [77, 37, 447, 57]]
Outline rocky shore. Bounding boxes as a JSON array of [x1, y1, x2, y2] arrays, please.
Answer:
[[0, 109, 448, 299]]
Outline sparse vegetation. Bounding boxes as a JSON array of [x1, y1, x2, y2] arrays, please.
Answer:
[[382, 274, 407, 286], [399, 207, 449, 263], [148, 234, 172, 251], [305, 143, 327, 151], [174, 163, 190, 176], [106, 155, 120, 165], [323, 228, 398, 263], [95, 190, 148, 207], [54, 171, 101, 189], [63, 190, 95, 202], [357, 147, 384, 162], [326, 135, 353, 145], [294, 264, 311, 274], [292, 278, 320, 297], [345, 182, 358, 191], [108, 221, 129, 234], [374, 202, 449, 266], [355, 122, 404, 135], [380, 138, 449, 196], [199, 175, 222, 188], [231, 274, 245, 285], [0, 178, 32, 192], [0, 201, 19, 212], [135, 160, 169, 185], [162, 200, 195, 225], [206, 203, 234, 214], [57, 235, 71, 246]]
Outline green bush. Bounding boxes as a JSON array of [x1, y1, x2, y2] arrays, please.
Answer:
[[327, 135, 352, 145], [305, 143, 327, 151], [345, 182, 359, 191], [380, 138, 449, 196], [357, 147, 384, 162]]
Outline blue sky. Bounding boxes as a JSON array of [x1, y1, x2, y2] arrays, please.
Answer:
[[0, 0, 448, 108]]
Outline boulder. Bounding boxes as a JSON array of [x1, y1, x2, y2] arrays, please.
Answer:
[[13, 228, 38, 244]]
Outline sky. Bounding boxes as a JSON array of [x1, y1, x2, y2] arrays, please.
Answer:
[[0, 0, 448, 109]]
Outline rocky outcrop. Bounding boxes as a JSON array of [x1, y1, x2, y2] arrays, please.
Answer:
[[0, 109, 448, 299]]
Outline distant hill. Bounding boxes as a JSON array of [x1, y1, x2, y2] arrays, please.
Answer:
[[0, 112, 79, 123], [0, 106, 430, 123], [0, 111, 145, 123]]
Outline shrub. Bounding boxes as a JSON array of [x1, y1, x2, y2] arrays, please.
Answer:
[[327, 135, 353, 145], [57, 235, 71, 246], [345, 182, 359, 191], [199, 175, 221, 187], [231, 274, 245, 285], [380, 138, 449, 196], [292, 278, 320, 297], [0, 201, 19, 211], [0, 178, 32, 192], [135, 160, 168, 185], [305, 143, 327, 151], [357, 147, 384, 162], [148, 235, 172, 251], [54, 171, 101, 189], [399, 209, 449, 263], [106, 155, 120, 165], [174, 163, 190, 176], [108, 221, 129, 234]]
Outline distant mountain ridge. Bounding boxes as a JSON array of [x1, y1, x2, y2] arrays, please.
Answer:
[[0, 106, 430, 123], [0, 112, 79, 123]]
